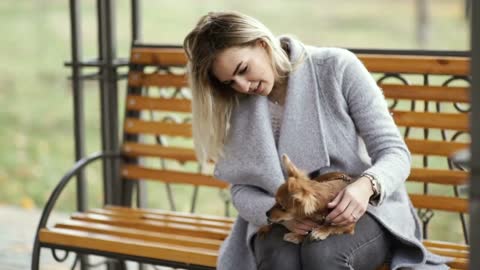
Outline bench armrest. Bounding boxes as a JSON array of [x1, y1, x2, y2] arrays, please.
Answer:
[[34, 151, 121, 230]]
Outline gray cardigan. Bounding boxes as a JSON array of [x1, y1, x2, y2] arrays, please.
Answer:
[[213, 36, 449, 270]]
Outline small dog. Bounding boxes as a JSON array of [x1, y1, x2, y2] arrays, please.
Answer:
[[258, 154, 356, 244]]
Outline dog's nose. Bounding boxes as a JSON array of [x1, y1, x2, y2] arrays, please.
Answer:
[[266, 209, 272, 217]]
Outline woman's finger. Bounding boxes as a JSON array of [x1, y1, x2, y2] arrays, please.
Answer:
[[329, 201, 355, 225], [334, 205, 363, 226], [297, 218, 317, 228], [327, 189, 344, 209], [294, 220, 314, 232], [326, 193, 351, 223]]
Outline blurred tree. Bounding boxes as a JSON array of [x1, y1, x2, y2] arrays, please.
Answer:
[[415, 0, 430, 49], [466, 0, 471, 20]]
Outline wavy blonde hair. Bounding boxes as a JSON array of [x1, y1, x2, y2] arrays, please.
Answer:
[[184, 11, 294, 164]]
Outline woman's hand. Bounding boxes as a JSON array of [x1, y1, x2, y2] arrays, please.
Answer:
[[325, 177, 374, 226], [281, 218, 318, 235]]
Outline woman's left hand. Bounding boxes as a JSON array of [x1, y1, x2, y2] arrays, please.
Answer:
[[325, 177, 374, 226]]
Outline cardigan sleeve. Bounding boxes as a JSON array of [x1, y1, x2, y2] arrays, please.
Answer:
[[336, 50, 412, 205], [230, 184, 276, 226]]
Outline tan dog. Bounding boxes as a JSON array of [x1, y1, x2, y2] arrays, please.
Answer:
[[258, 154, 355, 244]]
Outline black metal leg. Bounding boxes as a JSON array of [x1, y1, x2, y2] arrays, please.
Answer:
[[31, 244, 41, 270]]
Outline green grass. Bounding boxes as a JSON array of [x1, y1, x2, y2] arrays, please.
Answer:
[[0, 0, 470, 243]]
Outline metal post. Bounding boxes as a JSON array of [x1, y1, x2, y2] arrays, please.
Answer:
[[469, 0, 480, 269], [97, 2, 123, 269], [97, 0, 121, 206], [129, 0, 148, 213], [131, 0, 142, 44], [68, 1, 89, 269]]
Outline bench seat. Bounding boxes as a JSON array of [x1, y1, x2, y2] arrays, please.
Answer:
[[38, 206, 468, 269]]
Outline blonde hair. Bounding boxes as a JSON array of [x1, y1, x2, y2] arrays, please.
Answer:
[[184, 11, 294, 164]]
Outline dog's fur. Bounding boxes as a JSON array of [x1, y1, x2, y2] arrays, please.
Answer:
[[258, 154, 356, 244]]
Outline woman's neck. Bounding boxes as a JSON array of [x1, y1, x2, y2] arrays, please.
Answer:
[[268, 80, 287, 105]]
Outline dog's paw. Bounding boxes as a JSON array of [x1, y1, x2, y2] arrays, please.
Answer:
[[283, 232, 303, 244], [310, 227, 331, 240], [342, 224, 355, 235]]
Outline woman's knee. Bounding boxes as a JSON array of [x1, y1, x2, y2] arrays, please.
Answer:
[[301, 242, 350, 270], [257, 252, 301, 270]]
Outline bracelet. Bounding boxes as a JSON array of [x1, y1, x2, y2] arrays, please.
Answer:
[[361, 173, 380, 201]]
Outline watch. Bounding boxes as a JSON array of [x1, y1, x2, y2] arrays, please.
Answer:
[[361, 173, 380, 202]]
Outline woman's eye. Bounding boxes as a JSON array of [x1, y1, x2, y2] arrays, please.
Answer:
[[239, 66, 248, 74]]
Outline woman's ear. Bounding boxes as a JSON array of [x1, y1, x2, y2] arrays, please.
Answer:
[[256, 39, 267, 48]]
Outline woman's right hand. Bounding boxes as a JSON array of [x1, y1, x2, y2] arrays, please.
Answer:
[[281, 218, 318, 235]]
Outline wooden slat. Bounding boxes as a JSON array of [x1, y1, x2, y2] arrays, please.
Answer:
[[121, 164, 229, 189], [423, 240, 469, 251], [130, 47, 187, 66], [405, 139, 469, 157], [39, 228, 218, 267], [381, 84, 470, 103], [358, 54, 469, 75], [128, 72, 188, 88], [126, 95, 191, 113], [124, 118, 192, 137], [122, 143, 197, 161], [410, 194, 468, 213], [104, 205, 235, 224], [130, 49, 471, 76], [71, 212, 230, 240], [87, 208, 233, 230], [427, 247, 469, 259], [55, 219, 222, 250], [392, 111, 469, 131], [408, 168, 469, 185], [446, 258, 469, 269]]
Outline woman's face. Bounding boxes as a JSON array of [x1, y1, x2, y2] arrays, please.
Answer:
[[211, 40, 275, 96]]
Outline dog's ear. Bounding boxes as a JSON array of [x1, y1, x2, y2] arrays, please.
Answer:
[[287, 178, 318, 215], [287, 176, 300, 191], [292, 187, 318, 215], [282, 154, 301, 178]]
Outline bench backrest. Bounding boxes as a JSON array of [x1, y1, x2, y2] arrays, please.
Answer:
[[122, 46, 471, 243]]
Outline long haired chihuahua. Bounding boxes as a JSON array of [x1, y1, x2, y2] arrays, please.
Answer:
[[258, 154, 356, 244]]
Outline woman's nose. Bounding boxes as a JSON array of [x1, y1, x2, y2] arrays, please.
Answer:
[[235, 77, 250, 93]]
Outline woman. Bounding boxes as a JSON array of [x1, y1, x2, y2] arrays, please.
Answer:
[[183, 11, 449, 270]]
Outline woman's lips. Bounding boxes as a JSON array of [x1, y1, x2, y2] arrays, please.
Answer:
[[254, 82, 263, 94]]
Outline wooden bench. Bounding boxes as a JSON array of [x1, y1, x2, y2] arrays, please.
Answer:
[[32, 46, 470, 270]]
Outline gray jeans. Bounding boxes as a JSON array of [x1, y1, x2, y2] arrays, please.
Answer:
[[253, 213, 392, 270]]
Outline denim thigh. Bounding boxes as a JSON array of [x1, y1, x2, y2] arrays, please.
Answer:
[[301, 213, 392, 270], [253, 214, 391, 270], [253, 224, 301, 270]]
